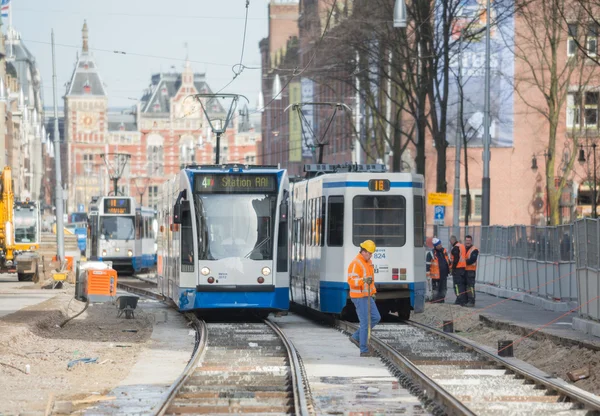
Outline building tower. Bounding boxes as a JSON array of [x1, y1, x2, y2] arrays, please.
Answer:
[[64, 21, 108, 213]]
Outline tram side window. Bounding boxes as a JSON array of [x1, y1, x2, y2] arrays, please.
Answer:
[[353, 196, 406, 247], [320, 196, 325, 247], [414, 195, 424, 247], [327, 196, 344, 247], [277, 221, 288, 272], [136, 212, 142, 239], [180, 201, 194, 265]]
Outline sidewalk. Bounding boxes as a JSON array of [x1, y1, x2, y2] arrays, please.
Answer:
[[0, 274, 58, 317], [442, 282, 600, 349]]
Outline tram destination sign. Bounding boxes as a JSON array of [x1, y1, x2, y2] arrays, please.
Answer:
[[103, 198, 131, 215], [194, 174, 277, 194]]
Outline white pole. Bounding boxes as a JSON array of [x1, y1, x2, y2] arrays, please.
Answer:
[[481, 0, 491, 225], [51, 30, 65, 261], [355, 51, 361, 164]]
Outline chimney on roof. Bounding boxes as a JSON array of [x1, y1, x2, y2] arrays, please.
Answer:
[[82, 20, 89, 53]]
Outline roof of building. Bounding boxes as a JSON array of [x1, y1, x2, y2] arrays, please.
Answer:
[[107, 112, 137, 132], [6, 26, 43, 111], [139, 69, 225, 114], [65, 21, 107, 97]]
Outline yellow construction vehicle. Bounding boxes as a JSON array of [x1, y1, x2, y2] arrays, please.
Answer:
[[0, 167, 41, 281], [0, 166, 16, 276]]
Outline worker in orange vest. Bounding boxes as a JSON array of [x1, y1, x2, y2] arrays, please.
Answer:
[[450, 235, 468, 306], [430, 238, 451, 302], [347, 240, 380, 357], [465, 235, 479, 307]]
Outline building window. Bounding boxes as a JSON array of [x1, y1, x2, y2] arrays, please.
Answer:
[[459, 193, 483, 220], [147, 145, 163, 176], [568, 23, 578, 57], [567, 92, 581, 128], [588, 22, 599, 56], [585, 91, 599, 128]]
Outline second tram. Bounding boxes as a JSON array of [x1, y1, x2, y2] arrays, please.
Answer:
[[87, 196, 156, 274]]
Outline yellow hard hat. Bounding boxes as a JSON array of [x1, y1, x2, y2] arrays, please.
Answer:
[[360, 240, 376, 253]]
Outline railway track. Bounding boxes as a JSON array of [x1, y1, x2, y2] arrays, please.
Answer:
[[117, 278, 311, 416], [337, 318, 600, 415]]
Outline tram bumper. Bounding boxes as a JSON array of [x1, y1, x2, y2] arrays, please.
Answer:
[[374, 282, 426, 313], [177, 285, 289, 311]]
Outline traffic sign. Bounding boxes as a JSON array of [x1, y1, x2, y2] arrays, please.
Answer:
[[428, 192, 453, 206], [78, 204, 84, 212], [434, 205, 445, 225]]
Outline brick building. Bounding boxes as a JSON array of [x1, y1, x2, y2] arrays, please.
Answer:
[[260, 0, 600, 226], [63, 22, 261, 213]]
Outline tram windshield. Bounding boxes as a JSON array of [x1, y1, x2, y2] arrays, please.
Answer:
[[14, 207, 38, 243], [194, 194, 277, 260], [99, 216, 135, 241]]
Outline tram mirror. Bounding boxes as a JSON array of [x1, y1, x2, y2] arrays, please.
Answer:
[[160, 225, 165, 233], [173, 203, 182, 224]]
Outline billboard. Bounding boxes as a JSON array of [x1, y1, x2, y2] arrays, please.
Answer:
[[300, 78, 316, 158], [289, 82, 302, 162], [443, 0, 515, 148]]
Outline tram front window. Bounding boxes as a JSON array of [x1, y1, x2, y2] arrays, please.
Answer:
[[194, 194, 277, 260], [14, 208, 38, 243], [100, 216, 135, 241]]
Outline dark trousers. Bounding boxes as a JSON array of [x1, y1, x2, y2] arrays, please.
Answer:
[[453, 268, 467, 305], [432, 276, 448, 303], [466, 270, 476, 305]]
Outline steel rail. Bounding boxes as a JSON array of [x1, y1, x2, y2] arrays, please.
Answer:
[[154, 313, 206, 416], [265, 318, 312, 416], [337, 319, 476, 416], [407, 319, 600, 413]]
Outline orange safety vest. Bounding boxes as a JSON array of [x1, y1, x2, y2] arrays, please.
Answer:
[[466, 246, 478, 271], [453, 242, 467, 269], [347, 254, 377, 298], [430, 249, 450, 280]]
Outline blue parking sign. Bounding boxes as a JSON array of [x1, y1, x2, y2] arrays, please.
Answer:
[[434, 205, 445, 225], [78, 204, 84, 212]]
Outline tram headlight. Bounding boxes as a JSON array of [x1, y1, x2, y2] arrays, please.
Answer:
[[115, 247, 120, 252], [102, 250, 107, 257], [128, 249, 133, 257], [261, 267, 271, 276], [207, 276, 215, 284], [201, 267, 210, 276]]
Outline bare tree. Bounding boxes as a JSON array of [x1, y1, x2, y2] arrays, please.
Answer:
[[512, 0, 597, 224]]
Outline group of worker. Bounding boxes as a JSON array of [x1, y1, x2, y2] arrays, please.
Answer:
[[426, 235, 479, 306], [345, 236, 479, 357]]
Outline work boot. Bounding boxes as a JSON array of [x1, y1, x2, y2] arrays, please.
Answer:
[[349, 336, 359, 348], [360, 351, 377, 357], [465, 302, 475, 308]]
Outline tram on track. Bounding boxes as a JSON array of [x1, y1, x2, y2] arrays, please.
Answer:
[[290, 164, 426, 320], [156, 164, 290, 315], [87, 196, 157, 274]]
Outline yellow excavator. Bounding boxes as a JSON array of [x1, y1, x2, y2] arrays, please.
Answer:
[[0, 166, 16, 276], [0, 167, 41, 281]]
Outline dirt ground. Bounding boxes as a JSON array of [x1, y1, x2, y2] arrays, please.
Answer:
[[0, 286, 153, 415], [412, 303, 600, 396]]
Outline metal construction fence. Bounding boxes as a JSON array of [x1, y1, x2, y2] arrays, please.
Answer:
[[435, 222, 594, 318]]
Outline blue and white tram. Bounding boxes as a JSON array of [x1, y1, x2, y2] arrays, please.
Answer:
[[290, 164, 426, 320], [156, 164, 290, 314], [87, 196, 157, 274]]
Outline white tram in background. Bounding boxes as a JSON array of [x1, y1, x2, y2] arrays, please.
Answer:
[[290, 164, 426, 320], [156, 164, 290, 315], [87, 196, 157, 274]]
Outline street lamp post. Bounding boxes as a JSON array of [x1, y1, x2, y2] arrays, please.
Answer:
[[531, 150, 552, 225], [579, 143, 597, 218]]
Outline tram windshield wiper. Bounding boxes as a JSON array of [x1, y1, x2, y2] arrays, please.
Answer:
[[244, 236, 271, 259]]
